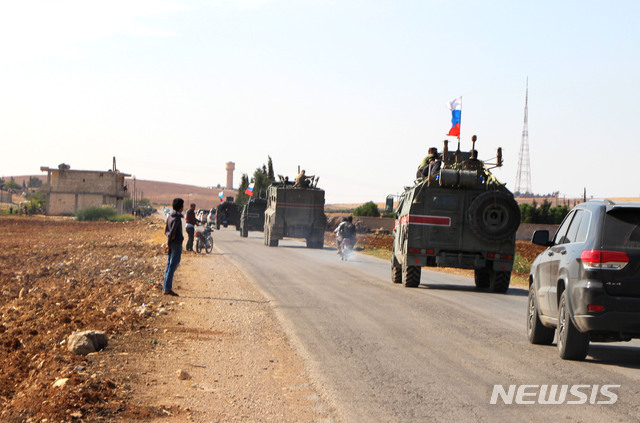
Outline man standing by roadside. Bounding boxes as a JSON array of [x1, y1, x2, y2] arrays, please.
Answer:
[[163, 198, 184, 297], [185, 203, 198, 252]]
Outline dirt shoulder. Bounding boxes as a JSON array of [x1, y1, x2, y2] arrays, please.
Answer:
[[109, 246, 333, 422]]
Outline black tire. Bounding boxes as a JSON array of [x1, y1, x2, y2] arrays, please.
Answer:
[[490, 270, 511, 293], [527, 284, 555, 345], [205, 236, 213, 254], [557, 291, 589, 360], [266, 227, 278, 247], [391, 265, 402, 284], [467, 191, 520, 242], [403, 265, 421, 288], [195, 239, 202, 254], [474, 267, 490, 289]]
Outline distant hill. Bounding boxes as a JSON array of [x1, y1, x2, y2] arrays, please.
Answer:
[[128, 179, 236, 209]]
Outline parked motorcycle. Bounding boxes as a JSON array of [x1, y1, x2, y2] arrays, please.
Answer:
[[195, 225, 214, 254], [339, 237, 354, 261]]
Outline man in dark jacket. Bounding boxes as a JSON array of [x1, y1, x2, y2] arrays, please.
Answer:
[[185, 203, 199, 251], [163, 198, 184, 296]]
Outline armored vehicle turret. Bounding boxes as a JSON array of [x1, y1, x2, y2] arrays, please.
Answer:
[[391, 135, 520, 293], [263, 175, 326, 248], [239, 198, 267, 237]]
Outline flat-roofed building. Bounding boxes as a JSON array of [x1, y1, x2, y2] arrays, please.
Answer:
[[39, 163, 130, 216]]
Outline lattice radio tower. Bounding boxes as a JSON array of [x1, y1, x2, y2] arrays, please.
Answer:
[[515, 79, 532, 195]]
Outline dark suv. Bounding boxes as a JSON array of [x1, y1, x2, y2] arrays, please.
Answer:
[[527, 199, 640, 360]]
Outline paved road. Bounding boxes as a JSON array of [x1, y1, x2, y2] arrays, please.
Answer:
[[213, 228, 640, 422]]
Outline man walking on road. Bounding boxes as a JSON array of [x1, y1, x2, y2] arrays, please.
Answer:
[[163, 198, 184, 296]]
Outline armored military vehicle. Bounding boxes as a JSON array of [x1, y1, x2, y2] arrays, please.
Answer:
[[263, 176, 326, 248], [239, 198, 267, 237], [391, 135, 520, 293], [216, 197, 241, 230]]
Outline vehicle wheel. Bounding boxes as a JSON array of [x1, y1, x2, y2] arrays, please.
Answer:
[[266, 227, 278, 247], [527, 284, 555, 345], [467, 191, 521, 242], [205, 236, 213, 254], [403, 265, 421, 288], [474, 267, 490, 289], [490, 270, 511, 293], [557, 291, 589, 360], [195, 239, 202, 254], [224, 223, 228, 228], [391, 264, 402, 284]]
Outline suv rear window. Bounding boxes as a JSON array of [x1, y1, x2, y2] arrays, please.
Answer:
[[603, 208, 640, 249]]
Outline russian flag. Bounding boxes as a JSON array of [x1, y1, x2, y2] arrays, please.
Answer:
[[244, 183, 254, 197], [447, 96, 462, 137], [218, 190, 224, 201]]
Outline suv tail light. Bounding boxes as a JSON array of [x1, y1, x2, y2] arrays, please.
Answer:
[[580, 250, 629, 270]]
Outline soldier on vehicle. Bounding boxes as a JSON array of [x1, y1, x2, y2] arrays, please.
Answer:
[[416, 147, 441, 180], [293, 170, 312, 188]]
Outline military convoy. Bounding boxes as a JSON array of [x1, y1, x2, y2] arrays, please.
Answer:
[[239, 198, 267, 237], [263, 178, 326, 248], [391, 135, 520, 293]]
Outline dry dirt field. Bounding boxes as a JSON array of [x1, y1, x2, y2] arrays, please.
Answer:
[[0, 216, 332, 422]]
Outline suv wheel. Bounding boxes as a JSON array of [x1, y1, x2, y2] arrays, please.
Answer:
[[557, 291, 589, 360], [527, 284, 555, 345]]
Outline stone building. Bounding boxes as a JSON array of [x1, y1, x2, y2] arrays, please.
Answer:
[[39, 163, 130, 216]]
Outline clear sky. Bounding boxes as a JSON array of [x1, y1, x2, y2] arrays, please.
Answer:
[[2, 0, 639, 204]]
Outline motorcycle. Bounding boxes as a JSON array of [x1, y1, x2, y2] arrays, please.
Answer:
[[195, 224, 214, 254], [339, 237, 354, 261]]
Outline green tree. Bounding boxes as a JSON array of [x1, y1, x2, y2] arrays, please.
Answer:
[[353, 201, 380, 217], [539, 199, 551, 223], [267, 156, 275, 182], [236, 174, 250, 207], [5, 177, 20, 190], [28, 176, 43, 188]]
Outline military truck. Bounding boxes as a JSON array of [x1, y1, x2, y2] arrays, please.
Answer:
[[391, 135, 520, 293], [263, 177, 326, 248], [239, 198, 267, 237], [216, 197, 241, 230]]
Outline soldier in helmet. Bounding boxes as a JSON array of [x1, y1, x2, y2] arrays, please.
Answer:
[[417, 147, 441, 180]]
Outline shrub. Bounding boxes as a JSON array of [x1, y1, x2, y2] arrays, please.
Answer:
[[76, 206, 117, 221], [353, 201, 380, 217], [108, 214, 135, 222], [512, 252, 531, 274]]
